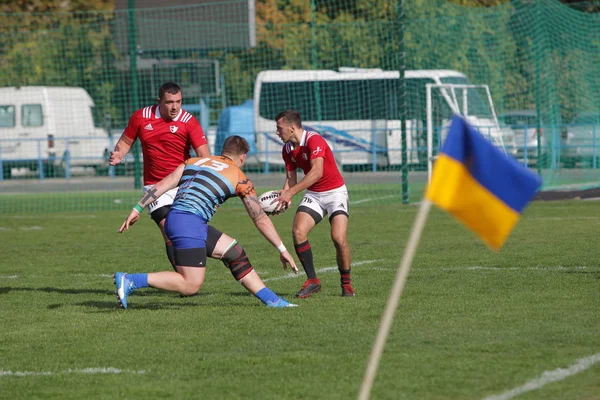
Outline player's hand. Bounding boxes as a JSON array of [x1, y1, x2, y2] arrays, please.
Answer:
[[268, 201, 289, 216], [118, 210, 141, 233], [280, 250, 299, 274], [272, 190, 292, 214], [109, 150, 123, 166]]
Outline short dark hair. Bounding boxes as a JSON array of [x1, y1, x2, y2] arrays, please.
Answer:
[[158, 82, 181, 99], [275, 109, 302, 128], [221, 135, 250, 156]]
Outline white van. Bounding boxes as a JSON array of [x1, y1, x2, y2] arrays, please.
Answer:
[[0, 86, 111, 179], [253, 68, 516, 168]]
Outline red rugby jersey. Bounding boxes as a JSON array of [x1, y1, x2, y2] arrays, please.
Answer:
[[282, 130, 345, 192], [123, 105, 207, 184]]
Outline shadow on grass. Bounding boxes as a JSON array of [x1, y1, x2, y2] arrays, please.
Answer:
[[1, 286, 294, 308], [75, 300, 205, 310], [0, 287, 205, 296], [0, 286, 113, 295], [225, 290, 297, 298]]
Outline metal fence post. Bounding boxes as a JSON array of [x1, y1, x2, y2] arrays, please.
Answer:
[[38, 140, 44, 180], [0, 144, 4, 182]]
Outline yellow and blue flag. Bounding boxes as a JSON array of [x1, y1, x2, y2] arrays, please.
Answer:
[[425, 115, 542, 250]]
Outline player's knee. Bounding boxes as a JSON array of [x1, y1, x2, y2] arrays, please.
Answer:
[[180, 279, 203, 296], [292, 226, 309, 242], [221, 243, 253, 281], [331, 233, 348, 247]]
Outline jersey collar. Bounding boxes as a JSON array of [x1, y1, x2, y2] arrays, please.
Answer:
[[299, 129, 308, 146], [172, 109, 183, 121], [154, 106, 182, 121]]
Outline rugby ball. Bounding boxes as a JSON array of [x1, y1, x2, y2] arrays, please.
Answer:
[[258, 190, 286, 215]]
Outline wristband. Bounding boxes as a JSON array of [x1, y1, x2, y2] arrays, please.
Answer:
[[133, 204, 144, 213], [277, 242, 287, 253]]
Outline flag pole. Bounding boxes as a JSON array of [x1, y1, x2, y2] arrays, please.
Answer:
[[357, 198, 433, 400]]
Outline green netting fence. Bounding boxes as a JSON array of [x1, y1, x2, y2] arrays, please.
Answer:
[[1, 0, 599, 212]]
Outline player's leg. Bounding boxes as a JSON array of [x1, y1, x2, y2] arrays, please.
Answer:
[[146, 186, 179, 270], [209, 225, 296, 307], [330, 214, 353, 296], [293, 192, 324, 298], [325, 186, 354, 297], [238, 270, 297, 307], [148, 262, 206, 296], [155, 216, 176, 271], [114, 209, 208, 308]]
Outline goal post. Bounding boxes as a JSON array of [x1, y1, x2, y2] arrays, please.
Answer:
[[425, 83, 512, 184]]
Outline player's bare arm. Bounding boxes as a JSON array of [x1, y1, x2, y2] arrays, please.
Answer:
[[282, 169, 297, 191], [242, 194, 268, 222], [139, 186, 160, 206], [193, 144, 211, 158], [279, 158, 324, 204], [109, 134, 134, 166], [242, 195, 298, 273], [298, 157, 324, 191], [272, 169, 297, 211], [118, 164, 185, 233]]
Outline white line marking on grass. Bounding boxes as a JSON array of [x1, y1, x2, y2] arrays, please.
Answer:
[[263, 259, 381, 282], [72, 273, 115, 278], [483, 353, 600, 400], [2, 266, 595, 281], [0, 367, 146, 377], [0, 273, 115, 280], [0, 226, 43, 231], [352, 195, 399, 205], [438, 266, 596, 271]]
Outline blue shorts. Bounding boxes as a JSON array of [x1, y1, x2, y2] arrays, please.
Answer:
[[165, 209, 208, 250]]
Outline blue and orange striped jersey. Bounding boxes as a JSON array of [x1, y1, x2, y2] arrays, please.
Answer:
[[171, 156, 256, 221]]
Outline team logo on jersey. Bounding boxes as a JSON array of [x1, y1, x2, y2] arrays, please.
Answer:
[[312, 146, 322, 155], [170, 126, 178, 133], [144, 123, 153, 131], [302, 153, 308, 161]]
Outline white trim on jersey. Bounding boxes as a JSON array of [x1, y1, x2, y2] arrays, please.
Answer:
[[153, 105, 161, 119], [299, 129, 319, 146], [143, 106, 153, 119], [180, 111, 193, 123], [284, 130, 320, 155]]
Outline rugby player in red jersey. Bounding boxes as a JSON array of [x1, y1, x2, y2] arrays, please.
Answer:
[[272, 110, 355, 298], [114, 136, 298, 308], [109, 82, 211, 269]]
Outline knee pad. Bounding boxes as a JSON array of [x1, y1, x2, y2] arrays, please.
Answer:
[[221, 243, 253, 281]]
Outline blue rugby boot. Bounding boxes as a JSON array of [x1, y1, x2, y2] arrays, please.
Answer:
[[266, 297, 298, 308], [114, 272, 135, 309]]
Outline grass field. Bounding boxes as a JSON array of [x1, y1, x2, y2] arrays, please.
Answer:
[[1, 199, 599, 399]]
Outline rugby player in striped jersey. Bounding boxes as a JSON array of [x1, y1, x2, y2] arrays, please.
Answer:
[[114, 136, 298, 308]]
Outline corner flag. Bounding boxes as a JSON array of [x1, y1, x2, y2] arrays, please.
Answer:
[[425, 115, 542, 250], [358, 115, 542, 400]]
